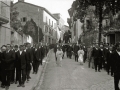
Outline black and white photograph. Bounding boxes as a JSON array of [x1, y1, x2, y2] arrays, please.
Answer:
[[0, 0, 120, 90]]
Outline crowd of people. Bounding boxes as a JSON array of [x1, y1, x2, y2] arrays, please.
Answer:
[[54, 42, 120, 90], [0, 42, 49, 90], [0, 42, 120, 90]]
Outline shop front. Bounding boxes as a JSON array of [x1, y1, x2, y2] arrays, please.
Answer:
[[105, 30, 120, 45]]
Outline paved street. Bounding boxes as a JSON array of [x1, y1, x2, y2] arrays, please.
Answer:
[[35, 51, 115, 90]]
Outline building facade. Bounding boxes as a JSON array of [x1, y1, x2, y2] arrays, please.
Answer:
[[13, 0, 58, 44], [0, 0, 10, 47], [68, 8, 83, 43]]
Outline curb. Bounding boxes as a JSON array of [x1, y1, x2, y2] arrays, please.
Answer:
[[34, 57, 48, 90], [30, 57, 48, 90]]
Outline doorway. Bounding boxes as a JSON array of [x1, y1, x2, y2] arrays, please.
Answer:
[[110, 34, 115, 45]]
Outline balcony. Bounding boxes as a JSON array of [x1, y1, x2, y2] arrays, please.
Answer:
[[0, 1, 9, 25], [0, 14, 9, 24]]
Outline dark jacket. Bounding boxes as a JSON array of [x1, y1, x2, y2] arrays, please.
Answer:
[[39, 47, 44, 60], [26, 48, 32, 64], [112, 51, 120, 73], [106, 50, 113, 65], [62, 45, 65, 52], [1, 50, 15, 70], [16, 51, 27, 69], [103, 48, 109, 60], [73, 45, 79, 54], [92, 48, 100, 59], [33, 49, 40, 62]]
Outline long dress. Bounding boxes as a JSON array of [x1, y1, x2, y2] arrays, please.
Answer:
[[56, 50, 63, 67], [78, 50, 84, 65]]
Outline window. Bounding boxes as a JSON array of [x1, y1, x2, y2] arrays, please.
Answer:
[[46, 17, 47, 24], [49, 19, 50, 25], [45, 26, 48, 33], [22, 17, 27, 22], [52, 21, 53, 27]]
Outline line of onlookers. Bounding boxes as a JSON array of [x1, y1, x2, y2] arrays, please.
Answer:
[[0, 43, 49, 90]]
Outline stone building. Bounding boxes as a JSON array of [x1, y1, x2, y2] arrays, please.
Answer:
[[0, 0, 10, 46], [13, 0, 58, 44]]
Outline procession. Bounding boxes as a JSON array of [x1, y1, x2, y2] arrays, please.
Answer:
[[1, 42, 120, 90], [1, 0, 120, 90]]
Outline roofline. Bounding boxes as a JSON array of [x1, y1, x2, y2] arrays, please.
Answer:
[[13, 1, 58, 21]]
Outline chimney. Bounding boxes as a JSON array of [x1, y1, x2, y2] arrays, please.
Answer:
[[18, 0, 24, 2]]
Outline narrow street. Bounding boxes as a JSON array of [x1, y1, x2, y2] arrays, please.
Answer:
[[35, 50, 115, 90]]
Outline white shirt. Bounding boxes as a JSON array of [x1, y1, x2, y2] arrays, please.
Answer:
[[15, 50, 18, 52], [95, 48, 98, 50], [117, 50, 120, 56], [101, 49, 103, 51], [20, 51, 22, 55], [24, 49, 26, 52], [110, 51, 112, 53]]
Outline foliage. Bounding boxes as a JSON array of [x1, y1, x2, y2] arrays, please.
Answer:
[[23, 19, 43, 43], [10, 9, 23, 32], [71, 0, 120, 44]]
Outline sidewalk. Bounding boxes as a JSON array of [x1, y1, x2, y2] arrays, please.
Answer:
[[0, 57, 48, 90]]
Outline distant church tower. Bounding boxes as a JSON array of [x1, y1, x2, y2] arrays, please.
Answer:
[[18, 0, 24, 2]]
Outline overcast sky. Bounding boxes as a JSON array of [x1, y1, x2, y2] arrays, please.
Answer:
[[13, 0, 75, 25]]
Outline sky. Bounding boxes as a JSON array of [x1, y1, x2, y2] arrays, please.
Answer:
[[13, 0, 75, 25]]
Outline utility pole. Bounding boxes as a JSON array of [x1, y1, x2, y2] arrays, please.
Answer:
[[38, 8, 39, 43]]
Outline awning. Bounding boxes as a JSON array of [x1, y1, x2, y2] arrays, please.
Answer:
[[0, 14, 9, 24]]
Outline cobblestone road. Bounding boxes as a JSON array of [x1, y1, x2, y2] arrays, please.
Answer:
[[36, 51, 116, 90]]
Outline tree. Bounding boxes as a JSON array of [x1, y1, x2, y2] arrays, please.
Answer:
[[10, 4, 23, 34], [73, 0, 120, 45], [23, 19, 44, 43]]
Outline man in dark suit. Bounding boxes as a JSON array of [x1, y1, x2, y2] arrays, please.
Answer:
[[103, 44, 109, 70], [0, 47, 2, 83], [0, 45, 7, 88], [33, 44, 40, 74], [39, 43, 45, 65], [10, 44, 16, 84], [54, 43, 57, 61], [83, 46, 87, 63], [73, 43, 79, 62], [16, 45, 26, 87], [68, 45, 73, 59], [61, 44, 65, 59], [99, 44, 104, 71], [92, 44, 100, 72], [26, 43, 32, 82], [14, 45, 19, 84], [1, 44, 15, 90], [112, 43, 120, 90], [106, 46, 113, 76]]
